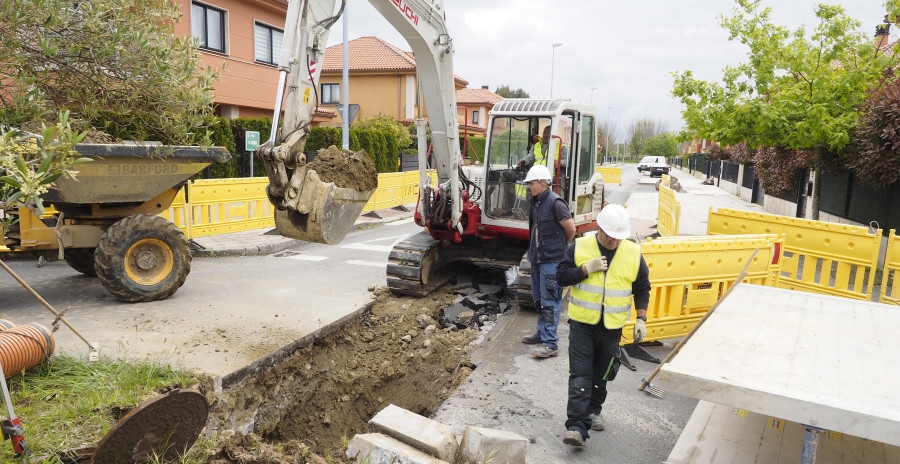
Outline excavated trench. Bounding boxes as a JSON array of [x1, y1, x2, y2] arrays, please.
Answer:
[[205, 266, 516, 462]]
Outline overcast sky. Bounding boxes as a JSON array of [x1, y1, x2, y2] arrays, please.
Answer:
[[326, 0, 888, 138]]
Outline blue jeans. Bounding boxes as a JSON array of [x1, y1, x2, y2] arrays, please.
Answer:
[[531, 261, 562, 350]]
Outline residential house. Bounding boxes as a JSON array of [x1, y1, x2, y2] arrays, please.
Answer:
[[173, 0, 335, 124], [172, 3, 498, 133], [456, 86, 504, 138], [319, 36, 470, 127]]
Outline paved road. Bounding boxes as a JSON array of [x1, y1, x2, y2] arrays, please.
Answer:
[[0, 219, 421, 376]]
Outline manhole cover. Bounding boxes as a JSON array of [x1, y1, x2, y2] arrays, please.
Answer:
[[91, 389, 208, 463]]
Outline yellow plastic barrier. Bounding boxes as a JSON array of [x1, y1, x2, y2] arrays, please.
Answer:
[[708, 208, 882, 301], [596, 166, 622, 185], [620, 234, 782, 345], [160, 171, 436, 239], [880, 230, 900, 305], [363, 170, 421, 212], [657, 175, 680, 237]]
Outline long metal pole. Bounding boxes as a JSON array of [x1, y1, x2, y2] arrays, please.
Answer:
[[605, 106, 613, 164], [550, 43, 561, 98], [0, 259, 93, 347], [341, 3, 350, 150]]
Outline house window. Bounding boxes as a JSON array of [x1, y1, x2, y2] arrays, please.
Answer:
[[191, 2, 226, 53], [472, 110, 479, 124], [321, 83, 340, 104], [254, 22, 283, 65]]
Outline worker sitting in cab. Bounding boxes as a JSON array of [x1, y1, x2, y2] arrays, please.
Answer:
[[518, 126, 551, 170]]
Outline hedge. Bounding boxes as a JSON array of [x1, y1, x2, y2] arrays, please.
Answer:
[[230, 117, 274, 177], [463, 136, 485, 162], [195, 116, 236, 179], [187, 120, 404, 178], [308, 126, 398, 173]]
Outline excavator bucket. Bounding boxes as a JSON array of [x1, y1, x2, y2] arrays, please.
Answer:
[[273, 168, 375, 245]]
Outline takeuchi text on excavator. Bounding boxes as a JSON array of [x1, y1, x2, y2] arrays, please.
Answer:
[[263, 0, 606, 300]]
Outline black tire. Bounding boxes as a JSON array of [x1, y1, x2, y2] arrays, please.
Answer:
[[516, 255, 536, 310], [95, 214, 191, 302], [64, 248, 97, 276]]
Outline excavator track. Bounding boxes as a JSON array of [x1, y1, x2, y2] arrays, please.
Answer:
[[387, 231, 529, 297], [386, 231, 448, 297]]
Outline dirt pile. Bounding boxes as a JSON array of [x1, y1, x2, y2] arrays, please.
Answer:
[[207, 433, 330, 464], [307, 145, 378, 191], [209, 286, 489, 459]]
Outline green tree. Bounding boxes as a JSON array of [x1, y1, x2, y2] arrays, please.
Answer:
[[0, 0, 221, 145], [672, 0, 900, 217], [1, 112, 91, 233], [644, 133, 680, 159], [494, 85, 530, 98], [847, 66, 900, 187], [352, 115, 411, 150], [628, 118, 669, 158]]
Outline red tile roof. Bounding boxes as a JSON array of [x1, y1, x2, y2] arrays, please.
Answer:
[[456, 88, 503, 105], [323, 36, 469, 86], [323, 36, 416, 72]]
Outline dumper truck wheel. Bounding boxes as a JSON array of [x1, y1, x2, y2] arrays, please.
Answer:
[[64, 248, 97, 276], [94, 215, 191, 302]]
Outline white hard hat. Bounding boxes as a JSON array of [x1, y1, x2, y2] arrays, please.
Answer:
[[524, 164, 552, 183], [596, 204, 631, 239]]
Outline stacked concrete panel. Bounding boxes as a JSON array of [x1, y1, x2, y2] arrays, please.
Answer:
[[346, 404, 528, 464]]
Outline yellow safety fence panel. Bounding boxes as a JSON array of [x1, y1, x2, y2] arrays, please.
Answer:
[[619, 234, 782, 345], [160, 171, 436, 239], [178, 178, 275, 238], [363, 170, 422, 212], [596, 166, 622, 185], [880, 230, 900, 305], [708, 207, 883, 302], [657, 175, 680, 237]]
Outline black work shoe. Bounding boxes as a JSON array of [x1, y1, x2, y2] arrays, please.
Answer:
[[563, 430, 585, 447], [521, 333, 541, 344]]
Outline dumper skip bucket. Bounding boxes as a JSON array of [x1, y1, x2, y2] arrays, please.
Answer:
[[274, 169, 375, 245]]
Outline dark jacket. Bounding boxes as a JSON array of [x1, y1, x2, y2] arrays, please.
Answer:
[[527, 188, 568, 263]]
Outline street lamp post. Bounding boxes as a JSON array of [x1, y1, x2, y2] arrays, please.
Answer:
[[590, 87, 597, 104], [605, 106, 614, 164], [550, 43, 562, 98]]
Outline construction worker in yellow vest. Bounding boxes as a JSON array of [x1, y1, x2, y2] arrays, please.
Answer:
[[514, 126, 552, 211], [555, 204, 651, 447], [518, 126, 551, 169]]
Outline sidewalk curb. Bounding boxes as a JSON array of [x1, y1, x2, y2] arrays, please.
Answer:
[[191, 210, 416, 258]]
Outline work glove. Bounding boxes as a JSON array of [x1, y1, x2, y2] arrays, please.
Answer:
[[634, 319, 647, 343], [583, 256, 607, 275]]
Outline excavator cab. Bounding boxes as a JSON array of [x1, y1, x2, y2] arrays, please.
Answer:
[[481, 100, 604, 230]]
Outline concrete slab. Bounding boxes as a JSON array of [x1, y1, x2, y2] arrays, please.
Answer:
[[667, 401, 900, 464], [345, 433, 450, 464], [658, 284, 900, 447], [458, 425, 528, 464], [369, 404, 458, 461]]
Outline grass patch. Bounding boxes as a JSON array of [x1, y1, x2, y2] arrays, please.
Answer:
[[1, 354, 199, 462]]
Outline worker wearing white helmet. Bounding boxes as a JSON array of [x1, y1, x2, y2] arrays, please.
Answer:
[[556, 204, 651, 447], [521, 164, 576, 359]]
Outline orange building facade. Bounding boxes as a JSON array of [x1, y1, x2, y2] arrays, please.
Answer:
[[173, 1, 500, 132]]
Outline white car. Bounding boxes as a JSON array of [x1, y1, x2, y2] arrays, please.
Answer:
[[638, 156, 666, 173]]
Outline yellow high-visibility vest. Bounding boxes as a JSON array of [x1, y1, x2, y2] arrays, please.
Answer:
[[534, 137, 546, 164], [567, 236, 641, 328]]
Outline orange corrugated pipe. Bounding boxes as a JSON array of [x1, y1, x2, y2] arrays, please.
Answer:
[[0, 323, 55, 378], [0, 320, 14, 331]]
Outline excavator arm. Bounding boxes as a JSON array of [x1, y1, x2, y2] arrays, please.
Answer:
[[256, 0, 466, 245]]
